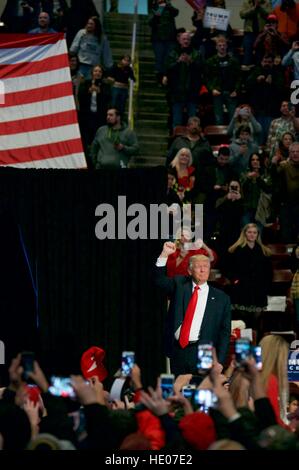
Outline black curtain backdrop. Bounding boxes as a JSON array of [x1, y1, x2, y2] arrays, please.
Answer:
[[0, 168, 168, 387]]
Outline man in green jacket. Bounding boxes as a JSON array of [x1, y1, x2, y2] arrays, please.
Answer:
[[90, 108, 139, 169]]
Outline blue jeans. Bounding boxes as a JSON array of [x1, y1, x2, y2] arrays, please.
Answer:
[[213, 91, 237, 125], [172, 102, 197, 128], [152, 40, 175, 75], [111, 87, 128, 115]]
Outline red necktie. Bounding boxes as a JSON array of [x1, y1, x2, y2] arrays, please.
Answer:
[[179, 285, 200, 349]]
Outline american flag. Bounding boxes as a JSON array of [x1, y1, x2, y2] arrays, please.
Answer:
[[0, 33, 87, 168]]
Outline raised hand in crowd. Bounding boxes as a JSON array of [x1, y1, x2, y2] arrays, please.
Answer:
[[140, 381, 171, 417], [28, 360, 49, 393], [71, 375, 102, 406]]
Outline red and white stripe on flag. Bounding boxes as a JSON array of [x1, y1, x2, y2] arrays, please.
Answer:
[[0, 33, 87, 169]]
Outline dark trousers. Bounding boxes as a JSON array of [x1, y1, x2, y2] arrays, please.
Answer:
[[170, 341, 199, 376]]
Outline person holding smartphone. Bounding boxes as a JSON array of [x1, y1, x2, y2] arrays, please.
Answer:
[[166, 226, 217, 278], [155, 242, 231, 376]]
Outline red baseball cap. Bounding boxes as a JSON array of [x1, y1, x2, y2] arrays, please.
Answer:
[[80, 346, 108, 381]]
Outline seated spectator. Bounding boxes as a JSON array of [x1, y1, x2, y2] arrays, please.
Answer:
[[246, 53, 285, 143], [166, 116, 213, 168], [205, 36, 242, 125], [70, 16, 113, 79], [169, 148, 195, 204], [166, 226, 217, 278], [281, 41, 299, 80], [78, 64, 111, 159], [225, 223, 272, 329], [266, 101, 299, 159], [229, 125, 259, 178], [271, 131, 295, 163], [90, 108, 139, 169], [227, 104, 263, 144], [164, 31, 203, 128], [191, 0, 233, 60], [240, 0, 272, 66], [107, 54, 135, 117], [148, 0, 178, 83], [28, 11, 57, 33], [273, 0, 299, 43], [253, 13, 289, 63], [240, 152, 272, 230]]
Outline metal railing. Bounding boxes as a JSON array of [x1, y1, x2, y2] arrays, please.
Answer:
[[128, 0, 139, 130]]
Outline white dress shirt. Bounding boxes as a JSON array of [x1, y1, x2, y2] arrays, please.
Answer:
[[175, 281, 209, 342], [156, 257, 209, 343]]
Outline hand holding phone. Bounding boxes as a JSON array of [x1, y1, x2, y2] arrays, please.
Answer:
[[48, 376, 76, 399], [121, 351, 135, 377], [21, 351, 35, 382], [197, 344, 213, 373], [235, 339, 251, 367], [182, 384, 196, 400], [194, 389, 218, 413], [160, 373, 175, 399]]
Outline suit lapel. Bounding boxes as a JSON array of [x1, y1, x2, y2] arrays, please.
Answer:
[[199, 286, 216, 334]]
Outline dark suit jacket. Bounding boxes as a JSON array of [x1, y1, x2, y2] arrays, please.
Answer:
[[155, 265, 231, 364]]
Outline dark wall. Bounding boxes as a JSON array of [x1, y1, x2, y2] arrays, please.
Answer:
[[0, 168, 168, 387]]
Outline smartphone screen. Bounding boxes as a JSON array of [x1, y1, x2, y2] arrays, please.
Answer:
[[48, 376, 76, 399], [182, 385, 196, 400], [21, 351, 35, 381], [235, 339, 251, 367], [194, 389, 218, 413], [251, 346, 262, 370], [121, 351, 135, 377], [160, 374, 174, 399], [197, 344, 213, 371]]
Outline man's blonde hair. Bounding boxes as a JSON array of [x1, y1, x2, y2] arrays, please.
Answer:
[[188, 254, 210, 269]]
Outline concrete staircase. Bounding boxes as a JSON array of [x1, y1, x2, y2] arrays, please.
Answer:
[[104, 13, 168, 167]]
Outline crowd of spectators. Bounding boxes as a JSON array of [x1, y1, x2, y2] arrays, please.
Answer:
[[0, 0, 299, 452], [0, 345, 299, 451]]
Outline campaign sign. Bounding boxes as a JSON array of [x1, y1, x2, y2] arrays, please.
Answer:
[[203, 7, 230, 31], [288, 346, 299, 382]]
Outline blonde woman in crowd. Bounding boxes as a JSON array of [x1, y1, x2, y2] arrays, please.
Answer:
[[170, 148, 195, 203], [259, 334, 289, 426]]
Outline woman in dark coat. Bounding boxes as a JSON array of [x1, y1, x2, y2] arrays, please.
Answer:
[[78, 64, 111, 159], [225, 223, 272, 329]]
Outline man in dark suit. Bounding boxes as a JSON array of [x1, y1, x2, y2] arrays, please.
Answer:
[[155, 241, 231, 376]]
